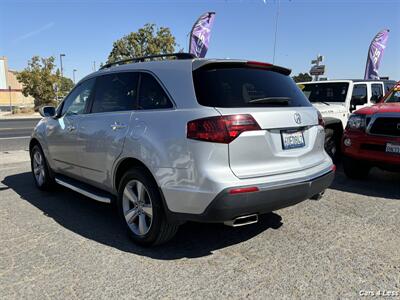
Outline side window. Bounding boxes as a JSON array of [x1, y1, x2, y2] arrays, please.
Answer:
[[371, 84, 383, 103], [138, 73, 173, 110], [91, 72, 138, 113], [384, 82, 395, 93], [350, 84, 367, 112], [352, 84, 367, 103], [61, 78, 95, 116]]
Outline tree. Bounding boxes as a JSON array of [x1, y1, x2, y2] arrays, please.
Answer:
[[107, 23, 177, 63], [55, 69, 74, 100], [292, 72, 312, 83], [16, 56, 74, 110]]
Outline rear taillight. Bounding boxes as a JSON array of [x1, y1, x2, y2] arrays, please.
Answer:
[[187, 114, 261, 143], [317, 111, 325, 128]]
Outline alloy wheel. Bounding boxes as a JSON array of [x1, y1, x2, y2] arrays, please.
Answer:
[[32, 150, 45, 186], [122, 179, 153, 236]]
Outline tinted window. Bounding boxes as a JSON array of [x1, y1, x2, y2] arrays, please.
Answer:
[[61, 78, 95, 116], [299, 82, 349, 103], [138, 73, 172, 109], [371, 84, 383, 103], [92, 72, 138, 113], [352, 84, 367, 103], [384, 82, 395, 93], [193, 66, 311, 107]]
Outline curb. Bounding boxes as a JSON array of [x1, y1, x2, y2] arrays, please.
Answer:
[[0, 116, 41, 121]]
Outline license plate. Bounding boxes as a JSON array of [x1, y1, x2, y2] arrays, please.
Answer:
[[281, 130, 305, 150], [386, 143, 400, 154]]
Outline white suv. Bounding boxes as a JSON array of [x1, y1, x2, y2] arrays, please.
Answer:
[[298, 79, 396, 159], [30, 53, 335, 245]]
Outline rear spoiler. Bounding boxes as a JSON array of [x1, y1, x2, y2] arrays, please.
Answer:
[[192, 59, 291, 76]]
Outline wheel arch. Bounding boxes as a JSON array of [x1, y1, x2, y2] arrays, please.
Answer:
[[324, 117, 344, 137], [29, 138, 41, 153], [113, 157, 158, 192], [113, 157, 179, 224]]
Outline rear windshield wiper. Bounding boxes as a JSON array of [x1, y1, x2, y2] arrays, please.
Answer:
[[248, 97, 291, 104]]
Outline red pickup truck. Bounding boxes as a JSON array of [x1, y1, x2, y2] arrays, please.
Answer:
[[342, 82, 400, 178]]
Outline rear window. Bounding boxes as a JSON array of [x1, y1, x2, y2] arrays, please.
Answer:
[[193, 65, 311, 108]]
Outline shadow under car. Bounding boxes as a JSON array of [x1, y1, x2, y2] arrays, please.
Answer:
[[2, 171, 283, 259]]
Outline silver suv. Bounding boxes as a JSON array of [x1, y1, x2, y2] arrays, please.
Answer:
[[30, 53, 335, 246]]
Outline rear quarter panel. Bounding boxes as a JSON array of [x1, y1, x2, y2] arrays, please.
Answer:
[[114, 107, 221, 190]]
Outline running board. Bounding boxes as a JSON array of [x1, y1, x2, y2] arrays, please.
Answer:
[[55, 177, 112, 204]]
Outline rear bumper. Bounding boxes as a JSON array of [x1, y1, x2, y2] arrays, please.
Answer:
[[165, 169, 335, 223]]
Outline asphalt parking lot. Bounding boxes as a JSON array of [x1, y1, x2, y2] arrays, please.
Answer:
[[0, 151, 399, 299]]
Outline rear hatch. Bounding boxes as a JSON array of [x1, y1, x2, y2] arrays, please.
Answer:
[[192, 61, 326, 179]]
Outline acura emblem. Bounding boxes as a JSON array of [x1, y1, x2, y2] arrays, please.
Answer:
[[294, 113, 302, 124]]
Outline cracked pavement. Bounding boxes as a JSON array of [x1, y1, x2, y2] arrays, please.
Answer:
[[0, 151, 399, 299]]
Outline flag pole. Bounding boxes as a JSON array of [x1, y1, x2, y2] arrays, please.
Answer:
[[186, 32, 190, 52]]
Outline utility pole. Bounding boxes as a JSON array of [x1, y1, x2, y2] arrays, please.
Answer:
[[60, 54, 65, 77], [93, 61, 96, 72], [272, 0, 280, 64], [8, 86, 12, 114], [73, 69, 77, 84], [53, 83, 59, 104]]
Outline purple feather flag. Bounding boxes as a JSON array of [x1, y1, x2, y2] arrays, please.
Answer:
[[364, 29, 390, 80], [189, 12, 216, 58]]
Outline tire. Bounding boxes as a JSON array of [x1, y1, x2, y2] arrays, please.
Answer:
[[342, 156, 371, 179], [324, 128, 339, 162], [117, 168, 179, 246], [30, 144, 55, 190]]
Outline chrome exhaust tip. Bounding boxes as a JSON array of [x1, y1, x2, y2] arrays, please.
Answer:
[[224, 214, 258, 227], [310, 191, 325, 201]]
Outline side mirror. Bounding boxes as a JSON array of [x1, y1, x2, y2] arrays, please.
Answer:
[[351, 95, 366, 106], [39, 106, 56, 117], [350, 96, 366, 113]]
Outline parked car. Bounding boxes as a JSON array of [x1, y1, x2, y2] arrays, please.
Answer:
[[297, 79, 396, 159], [30, 53, 335, 246], [342, 82, 400, 178]]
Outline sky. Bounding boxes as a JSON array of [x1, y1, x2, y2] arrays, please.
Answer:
[[0, 0, 399, 82]]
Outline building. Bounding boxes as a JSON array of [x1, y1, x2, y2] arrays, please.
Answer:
[[0, 56, 34, 111]]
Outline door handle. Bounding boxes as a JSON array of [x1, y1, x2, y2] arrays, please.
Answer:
[[67, 125, 76, 132], [110, 122, 127, 131]]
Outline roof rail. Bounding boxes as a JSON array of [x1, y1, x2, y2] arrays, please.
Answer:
[[100, 53, 196, 70]]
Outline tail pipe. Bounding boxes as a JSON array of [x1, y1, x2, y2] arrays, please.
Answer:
[[224, 214, 258, 227]]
